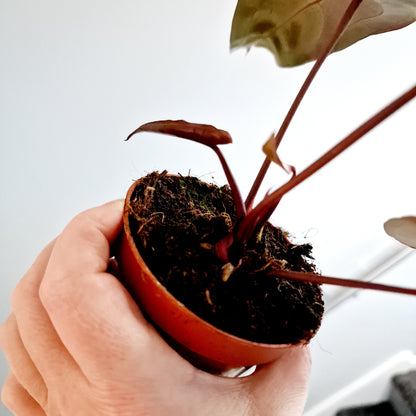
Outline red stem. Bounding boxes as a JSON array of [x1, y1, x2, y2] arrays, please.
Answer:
[[245, 0, 364, 209], [242, 84, 416, 232], [211, 146, 246, 219], [270, 269, 416, 296]]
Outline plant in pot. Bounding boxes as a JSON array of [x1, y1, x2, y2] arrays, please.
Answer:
[[117, 0, 416, 374]]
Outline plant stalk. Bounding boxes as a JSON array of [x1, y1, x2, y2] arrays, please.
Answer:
[[211, 146, 246, 218], [271, 269, 416, 296], [245, 0, 364, 209], [238, 84, 416, 241]]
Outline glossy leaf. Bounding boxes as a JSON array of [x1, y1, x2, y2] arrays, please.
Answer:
[[126, 120, 232, 146], [384, 216, 416, 248], [126, 119, 246, 219], [230, 0, 416, 66]]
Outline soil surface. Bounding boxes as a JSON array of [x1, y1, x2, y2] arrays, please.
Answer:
[[127, 171, 324, 344]]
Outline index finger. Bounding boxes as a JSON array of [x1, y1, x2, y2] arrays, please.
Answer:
[[39, 200, 160, 379], [47, 199, 124, 277]]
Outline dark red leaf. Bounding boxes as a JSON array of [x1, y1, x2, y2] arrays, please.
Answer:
[[126, 120, 232, 146]]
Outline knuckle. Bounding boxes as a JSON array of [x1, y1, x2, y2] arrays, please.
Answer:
[[10, 277, 30, 313], [38, 265, 71, 315], [39, 216, 105, 308], [2, 373, 49, 414], [31, 379, 49, 410], [68, 209, 107, 245], [0, 315, 14, 350], [1, 374, 19, 412], [38, 272, 70, 313]]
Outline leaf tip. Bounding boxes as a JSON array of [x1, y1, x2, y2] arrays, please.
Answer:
[[384, 216, 416, 249]]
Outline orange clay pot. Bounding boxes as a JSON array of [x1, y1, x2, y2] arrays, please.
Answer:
[[117, 179, 301, 374]]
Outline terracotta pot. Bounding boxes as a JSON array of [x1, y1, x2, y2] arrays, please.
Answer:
[[117, 179, 300, 374]]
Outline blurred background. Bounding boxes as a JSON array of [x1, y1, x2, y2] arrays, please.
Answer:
[[1, 1, 415, 414]]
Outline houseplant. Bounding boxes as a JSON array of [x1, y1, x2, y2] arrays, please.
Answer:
[[117, 0, 416, 373]]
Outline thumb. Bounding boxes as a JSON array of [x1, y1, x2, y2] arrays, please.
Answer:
[[246, 345, 311, 416]]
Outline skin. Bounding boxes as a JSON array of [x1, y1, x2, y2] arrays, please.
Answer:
[[0, 200, 311, 416]]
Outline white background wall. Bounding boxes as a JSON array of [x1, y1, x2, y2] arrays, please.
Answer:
[[1, 1, 416, 415]]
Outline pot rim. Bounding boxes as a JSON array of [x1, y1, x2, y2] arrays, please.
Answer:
[[118, 176, 306, 370]]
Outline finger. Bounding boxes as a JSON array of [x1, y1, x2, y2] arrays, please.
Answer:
[[0, 314, 47, 408], [11, 240, 83, 388], [45, 199, 124, 278], [245, 345, 311, 416], [106, 257, 120, 278], [39, 200, 166, 382], [1, 373, 46, 416]]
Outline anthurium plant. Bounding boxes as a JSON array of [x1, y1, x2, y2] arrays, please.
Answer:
[[230, 0, 416, 67], [126, 0, 416, 297], [384, 217, 416, 249]]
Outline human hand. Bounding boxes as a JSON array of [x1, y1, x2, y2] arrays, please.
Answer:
[[0, 200, 311, 416]]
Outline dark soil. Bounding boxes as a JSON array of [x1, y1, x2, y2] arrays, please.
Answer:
[[127, 171, 324, 344]]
